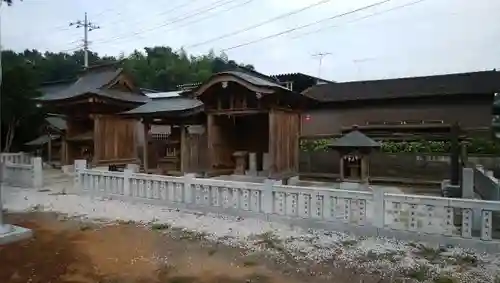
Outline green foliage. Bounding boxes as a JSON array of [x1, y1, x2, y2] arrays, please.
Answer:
[[300, 138, 500, 155]]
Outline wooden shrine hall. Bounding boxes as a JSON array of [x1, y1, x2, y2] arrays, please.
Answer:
[[122, 70, 314, 177], [36, 62, 149, 166]]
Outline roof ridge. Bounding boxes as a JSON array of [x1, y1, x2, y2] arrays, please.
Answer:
[[338, 69, 499, 84]]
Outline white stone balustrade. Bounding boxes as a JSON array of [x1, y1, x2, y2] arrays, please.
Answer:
[[1, 157, 43, 189], [73, 159, 500, 252], [0, 152, 31, 165]]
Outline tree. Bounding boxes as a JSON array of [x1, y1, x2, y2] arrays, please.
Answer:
[[1, 62, 41, 151], [1, 46, 253, 151]]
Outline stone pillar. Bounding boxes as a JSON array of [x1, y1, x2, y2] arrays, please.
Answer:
[[233, 151, 248, 175], [32, 157, 43, 190], [262, 179, 278, 214], [372, 187, 385, 228], [461, 167, 482, 231], [0, 160, 12, 234], [248, 152, 257, 176], [74, 159, 87, 193], [262, 153, 271, 172], [126, 163, 140, 173], [123, 169, 132, 197]]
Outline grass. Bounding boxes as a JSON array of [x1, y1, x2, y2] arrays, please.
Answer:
[[413, 244, 443, 261], [434, 274, 457, 283], [406, 265, 431, 282], [179, 229, 208, 241], [253, 231, 285, 252], [151, 223, 170, 230], [340, 239, 358, 248]]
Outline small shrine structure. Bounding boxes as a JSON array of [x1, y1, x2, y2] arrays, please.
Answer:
[[328, 125, 381, 183]]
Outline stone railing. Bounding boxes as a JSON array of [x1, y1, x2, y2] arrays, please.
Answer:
[[1, 157, 43, 189], [472, 165, 500, 200], [73, 160, 500, 252], [0, 152, 31, 165]]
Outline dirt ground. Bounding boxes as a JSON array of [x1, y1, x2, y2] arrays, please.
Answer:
[[0, 212, 387, 283]]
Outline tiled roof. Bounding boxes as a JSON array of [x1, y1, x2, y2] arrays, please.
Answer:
[[37, 64, 148, 103], [303, 70, 500, 102], [329, 130, 381, 148], [121, 97, 203, 116], [25, 134, 60, 146], [45, 117, 67, 131]]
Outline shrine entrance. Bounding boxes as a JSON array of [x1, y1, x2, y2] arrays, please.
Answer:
[[194, 71, 307, 177]]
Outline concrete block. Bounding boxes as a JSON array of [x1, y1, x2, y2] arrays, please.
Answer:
[[0, 225, 32, 245]]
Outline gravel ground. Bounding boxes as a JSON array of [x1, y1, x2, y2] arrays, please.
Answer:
[[3, 186, 500, 283]]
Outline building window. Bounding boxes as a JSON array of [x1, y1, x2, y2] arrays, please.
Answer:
[[284, 81, 293, 91]]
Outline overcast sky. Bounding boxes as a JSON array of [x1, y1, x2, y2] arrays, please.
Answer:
[[1, 0, 499, 82]]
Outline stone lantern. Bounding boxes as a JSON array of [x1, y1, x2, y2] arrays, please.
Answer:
[[328, 125, 381, 183]]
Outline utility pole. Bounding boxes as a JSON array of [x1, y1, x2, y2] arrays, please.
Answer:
[[70, 12, 100, 68], [311, 52, 331, 80]]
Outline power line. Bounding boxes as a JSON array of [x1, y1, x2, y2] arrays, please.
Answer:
[[95, 0, 257, 49], [91, 0, 242, 47], [161, 0, 256, 33], [221, 0, 392, 52], [91, 0, 204, 34], [70, 12, 101, 68], [290, 0, 428, 40], [184, 0, 331, 49]]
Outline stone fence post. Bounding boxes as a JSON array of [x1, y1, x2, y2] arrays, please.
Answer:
[[123, 169, 132, 197], [262, 179, 278, 214], [183, 173, 196, 204], [32, 157, 43, 190], [74, 159, 87, 193], [372, 187, 385, 228]]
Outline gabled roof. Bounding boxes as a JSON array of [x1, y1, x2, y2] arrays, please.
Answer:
[[329, 130, 381, 148], [121, 97, 203, 116], [303, 70, 500, 102], [223, 71, 288, 90], [272, 72, 332, 84], [37, 63, 149, 103], [25, 134, 60, 146], [45, 116, 67, 131]]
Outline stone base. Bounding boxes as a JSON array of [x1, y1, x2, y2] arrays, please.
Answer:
[[0, 224, 32, 245]]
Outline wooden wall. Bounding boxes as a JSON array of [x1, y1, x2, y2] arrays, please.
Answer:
[[181, 127, 209, 173], [207, 115, 235, 169], [269, 109, 300, 174], [301, 96, 494, 136], [94, 115, 138, 164]]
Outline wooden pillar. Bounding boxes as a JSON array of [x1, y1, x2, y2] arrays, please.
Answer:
[[339, 157, 345, 182], [143, 119, 150, 173], [93, 115, 101, 166], [61, 137, 68, 165], [47, 134, 52, 163], [361, 157, 369, 183], [207, 114, 215, 169], [268, 110, 276, 175], [180, 124, 187, 173]]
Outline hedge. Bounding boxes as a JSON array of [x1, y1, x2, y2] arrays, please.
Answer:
[[300, 138, 500, 155]]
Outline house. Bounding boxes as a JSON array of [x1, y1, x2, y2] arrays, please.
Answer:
[[36, 62, 149, 166], [301, 70, 500, 140]]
